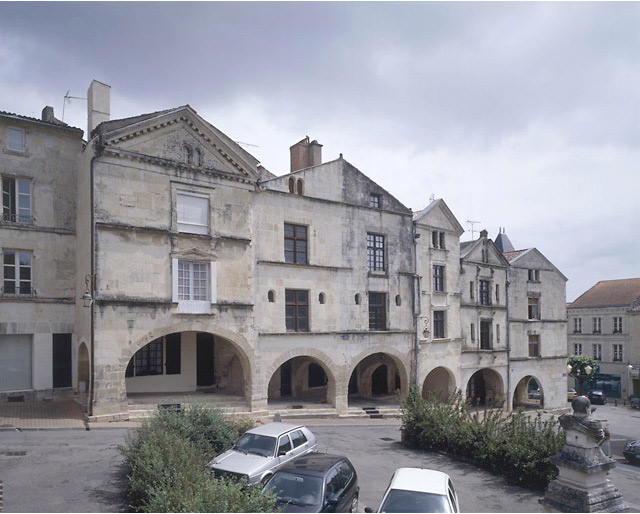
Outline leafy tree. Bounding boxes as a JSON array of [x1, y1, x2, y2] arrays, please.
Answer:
[[567, 355, 598, 395]]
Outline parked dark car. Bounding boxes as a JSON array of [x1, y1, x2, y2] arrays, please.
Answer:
[[588, 390, 607, 405], [624, 441, 640, 465], [262, 453, 359, 513]]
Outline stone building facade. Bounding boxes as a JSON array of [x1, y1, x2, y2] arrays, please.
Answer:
[[1, 80, 569, 417], [567, 279, 640, 398], [0, 107, 84, 400]]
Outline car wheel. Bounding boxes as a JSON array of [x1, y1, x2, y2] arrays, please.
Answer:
[[349, 494, 359, 513]]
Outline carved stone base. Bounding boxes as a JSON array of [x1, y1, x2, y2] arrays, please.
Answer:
[[540, 479, 628, 512]]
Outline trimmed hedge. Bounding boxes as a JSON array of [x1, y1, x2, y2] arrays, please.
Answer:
[[401, 387, 565, 490], [119, 405, 278, 512]]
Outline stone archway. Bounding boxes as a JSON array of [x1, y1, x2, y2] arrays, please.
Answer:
[[422, 367, 456, 401], [347, 350, 409, 406], [466, 368, 504, 407], [77, 342, 90, 396], [513, 375, 544, 409], [267, 352, 336, 408]]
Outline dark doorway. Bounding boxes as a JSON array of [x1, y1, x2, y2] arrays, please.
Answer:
[[372, 365, 388, 395], [196, 333, 215, 387], [52, 334, 72, 388], [348, 370, 358, 395], [395, 372, 401, 392], [469, 372, 487, 406], [280, 361, 292, 397]]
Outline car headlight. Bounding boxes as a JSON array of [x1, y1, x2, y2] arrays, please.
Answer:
[[625, 443, 631, 451]]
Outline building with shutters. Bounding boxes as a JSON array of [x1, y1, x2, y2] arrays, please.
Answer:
[[567, 278, 640, 399], [0, 107, 84, 400], [1, 80, 569, 418]]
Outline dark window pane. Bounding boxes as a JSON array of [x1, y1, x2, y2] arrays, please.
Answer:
[[4, 266, 15, 279], [4, 252, 15, 265], [284, 224, 294, 237], [297, 290, 308, 303], [165, 333, 181, 375], [285, 290, 295, 303], [4, 282, 15, 294]]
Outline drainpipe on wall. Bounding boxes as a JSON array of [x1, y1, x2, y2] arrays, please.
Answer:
[[506, 271, 511, 410], [412, 222, 421, 388], [87, 135, 104, 418]]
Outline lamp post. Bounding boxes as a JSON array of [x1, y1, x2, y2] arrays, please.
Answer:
[[567, 362, 595, 396]]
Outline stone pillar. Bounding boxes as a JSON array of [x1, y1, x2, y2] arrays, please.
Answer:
[[540, 397, 627, 512], [333, 381, 348, 415]]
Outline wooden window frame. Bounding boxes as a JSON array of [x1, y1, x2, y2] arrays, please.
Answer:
[[528, 297, 540, 320], [479, 280, 491, 306], [368, 292, 387, 331], [284, 223, 308, 264], [433, 265, 445, 292], [433, 310, 446, 339], [528, 335, 540, 357], [369, 193, 381, 209], [367, 233, 385, 272], [285, 289, 309, 332]]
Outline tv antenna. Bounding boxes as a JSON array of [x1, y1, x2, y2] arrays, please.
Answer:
[[235, 140, 259, 148], [429, 194, 435, 203], [62, 90, 87, 122], [467, 220, 481, 240]]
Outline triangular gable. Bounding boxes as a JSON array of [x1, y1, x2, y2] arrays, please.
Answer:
[[460, 237, 510, 267], [413, 199, 465, 235], [99, 106, 260, 181], [508, 248, 568, 282]]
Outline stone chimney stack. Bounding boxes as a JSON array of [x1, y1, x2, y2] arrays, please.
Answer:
[[41, 106, 55, 124], [290, 136, 323, 172], [87, 80, 111, 137]]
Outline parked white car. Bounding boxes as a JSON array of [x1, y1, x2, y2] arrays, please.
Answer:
[[208, 422, 317, 486], [367, 468, 460, 513]]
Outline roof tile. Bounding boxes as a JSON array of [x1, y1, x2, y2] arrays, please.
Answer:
[[569, 278, 640, 308]]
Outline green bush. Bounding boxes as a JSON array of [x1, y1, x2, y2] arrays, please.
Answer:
[[120, 405, 278, 512], [401, 387, 565, 490]]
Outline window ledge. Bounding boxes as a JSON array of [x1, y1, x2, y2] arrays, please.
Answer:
[[176, 301, 211, 314], [367, 271, 388, 278], [3, 148, 30, 157]]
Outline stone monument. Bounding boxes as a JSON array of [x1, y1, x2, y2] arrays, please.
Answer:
[[541, 396, 627, 512]]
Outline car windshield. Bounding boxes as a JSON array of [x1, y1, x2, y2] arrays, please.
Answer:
[[263, 471, 323, 507], [232, 433, 277, 457], [380, 489, 452, 513]]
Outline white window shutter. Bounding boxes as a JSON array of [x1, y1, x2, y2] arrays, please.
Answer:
[[210, 261, 217, 304], [172, 259, 179, 302], [177, 193, 208, 234]]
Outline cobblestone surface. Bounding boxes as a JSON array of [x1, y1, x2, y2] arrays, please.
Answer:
[[0, 399, 86, 429]]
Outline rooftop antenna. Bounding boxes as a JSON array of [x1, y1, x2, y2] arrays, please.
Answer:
[[62, 90, 87, 122], [429, 194, 435, 203], [467, 220, 481, 240], [235, 140, 259, 148]]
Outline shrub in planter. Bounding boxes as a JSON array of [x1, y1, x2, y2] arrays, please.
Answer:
[[401, 387, 565, 490], [120, 405, 278, 513]]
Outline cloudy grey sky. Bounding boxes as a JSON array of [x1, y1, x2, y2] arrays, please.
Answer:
[[1, 2, 638, 301]]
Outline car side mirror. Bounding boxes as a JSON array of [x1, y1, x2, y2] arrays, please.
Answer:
[[326, 497, 339, 506], [364, 508, 374, 513], [278, 450, 287, 456]]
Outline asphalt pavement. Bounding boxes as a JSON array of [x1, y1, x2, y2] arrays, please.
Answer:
[[2, 403, 640, 513]]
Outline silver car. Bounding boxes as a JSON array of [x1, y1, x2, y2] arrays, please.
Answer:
[[208, 422, 318, 486]]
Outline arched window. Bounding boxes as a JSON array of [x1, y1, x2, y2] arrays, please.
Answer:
[[319, 292, 326, 304], [355, 293, 361, 305], [268, 290, 275, 303], [296, 179, 304, 195], [194, 148, 203, 166], [289, 177, 295, 193], [395, 295, 401, 306], [183, 144, 192, 164]]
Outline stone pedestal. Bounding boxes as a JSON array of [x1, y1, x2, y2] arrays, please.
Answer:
[[540, 397, 628, 512]]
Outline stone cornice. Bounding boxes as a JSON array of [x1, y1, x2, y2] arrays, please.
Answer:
[[0, 223, 75, 236], [257, 260, 353, 272], [0, 296, 74, 304], [101, 145, 256, 186]]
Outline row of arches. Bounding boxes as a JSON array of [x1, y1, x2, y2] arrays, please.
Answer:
[[94, 329, 546, 412]]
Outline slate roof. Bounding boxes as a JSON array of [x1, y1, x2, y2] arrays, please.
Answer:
[[0, 109, 82, 133], [569, 278, 640, 309], [494, 230, 515, 252], [503, 249, 528, 262]]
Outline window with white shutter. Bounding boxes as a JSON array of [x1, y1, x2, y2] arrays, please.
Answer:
[[177, 192, 209, 234]]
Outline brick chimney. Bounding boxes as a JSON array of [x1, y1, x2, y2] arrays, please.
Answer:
[[290, 136, 323, 172], [87, 80, 111, 137]]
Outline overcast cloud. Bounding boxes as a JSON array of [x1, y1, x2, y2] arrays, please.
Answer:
[[1, 2, 638, 301]]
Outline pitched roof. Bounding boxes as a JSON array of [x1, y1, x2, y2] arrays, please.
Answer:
[[0, 109, 83, 133], [503, 249, 528, 262], [95, 106, 184, 137], [569, 278, 640, 309], [413, 198, 465, 235]]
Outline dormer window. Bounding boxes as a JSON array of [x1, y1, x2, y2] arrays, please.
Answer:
[[183, 144, 192, 165], [296, 179, 304, 195], [370, 193, 381, 209], [432, 231, 445, 249], [7, 128, 25, 152]]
